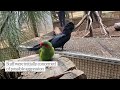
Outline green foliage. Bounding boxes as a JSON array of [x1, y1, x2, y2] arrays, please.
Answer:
[[0, 11, 50, 61]]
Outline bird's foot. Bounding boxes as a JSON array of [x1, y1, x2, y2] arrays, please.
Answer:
[[61, 46, 65, 51], [61, 49, 64, 51], [55, 48, 64, 51]]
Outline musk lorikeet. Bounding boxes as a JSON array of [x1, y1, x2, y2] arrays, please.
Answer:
[[39, 41, 54, 61]]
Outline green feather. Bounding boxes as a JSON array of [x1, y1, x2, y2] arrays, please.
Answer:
[[39, 41, 54, 61]]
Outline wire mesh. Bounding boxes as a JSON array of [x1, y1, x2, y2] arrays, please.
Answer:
[[67, 57, 120, 79], [16, 47, 120, 79]]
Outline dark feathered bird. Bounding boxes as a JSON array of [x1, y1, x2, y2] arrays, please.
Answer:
[[25, 22, 75, 51]]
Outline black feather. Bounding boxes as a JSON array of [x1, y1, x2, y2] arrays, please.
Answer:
[[50, 22, 74, 49], [50, 34, 68, 48], [26, 44, 42, 51], [27, 22, 74, 51]]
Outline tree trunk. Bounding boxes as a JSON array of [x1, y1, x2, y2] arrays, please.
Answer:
[[28, 12, 39, 37], [8, 40, 20, 59], [37, 11, 53, 36]]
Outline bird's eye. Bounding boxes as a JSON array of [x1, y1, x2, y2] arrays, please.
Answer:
[[44, 44, 49, 48]]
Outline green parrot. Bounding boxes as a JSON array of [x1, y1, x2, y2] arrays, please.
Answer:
[[39, 41, 54, 61]]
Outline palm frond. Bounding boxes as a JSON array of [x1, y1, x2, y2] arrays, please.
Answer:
[[0, 11, 52, 61]]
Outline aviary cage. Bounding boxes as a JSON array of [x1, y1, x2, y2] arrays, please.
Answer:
[[17, 11, 120, 79], [1, 11, 120, 79], [17, 36, 120, 79]]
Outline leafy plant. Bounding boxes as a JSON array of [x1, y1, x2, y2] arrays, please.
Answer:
[[0, 11, 50, 61]]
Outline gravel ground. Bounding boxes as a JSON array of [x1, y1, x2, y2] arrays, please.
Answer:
[[53, 17, 120, 59], [64, 37, 120, 59]]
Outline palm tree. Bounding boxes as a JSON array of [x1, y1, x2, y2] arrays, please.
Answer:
[[0, 11, 52, 61]]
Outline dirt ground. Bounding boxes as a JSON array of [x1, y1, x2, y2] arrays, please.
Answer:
[[53, 17, 120, 38], [53, 15, 120, 59]]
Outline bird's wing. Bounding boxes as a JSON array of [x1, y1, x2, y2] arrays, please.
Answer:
[[50, 34, 66, 43], [50, 34, 70, 49], [49, 33, 64, 41]]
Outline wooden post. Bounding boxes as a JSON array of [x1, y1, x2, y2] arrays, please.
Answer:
[[75, 11, 109, 37]]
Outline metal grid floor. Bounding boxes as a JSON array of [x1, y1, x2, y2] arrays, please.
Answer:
[[64, 37, 120, 59]]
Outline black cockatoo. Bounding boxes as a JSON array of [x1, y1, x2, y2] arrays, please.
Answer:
[[26, 22, 75, 51]]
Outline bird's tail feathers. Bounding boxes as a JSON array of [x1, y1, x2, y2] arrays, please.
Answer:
[[19, 44, 41, 51]]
